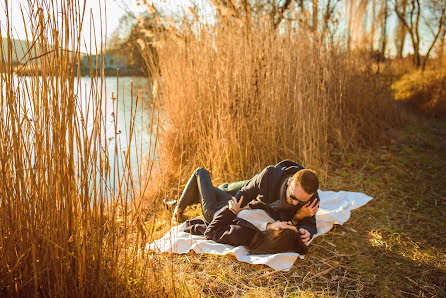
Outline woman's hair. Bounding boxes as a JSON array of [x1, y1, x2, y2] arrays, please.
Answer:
[[248, 228, 308, 255]]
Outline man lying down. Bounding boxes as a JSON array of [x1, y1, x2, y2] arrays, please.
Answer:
[[165, 160, 320, 255]]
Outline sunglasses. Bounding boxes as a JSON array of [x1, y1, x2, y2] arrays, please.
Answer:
[[288, 183, 311, 204]]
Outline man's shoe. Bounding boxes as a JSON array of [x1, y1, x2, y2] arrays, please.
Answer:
[[171, 206, 184, 225], [162, 199, 178, 212]]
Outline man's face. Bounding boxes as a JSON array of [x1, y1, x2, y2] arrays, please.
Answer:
[[286, 179, 313, 206]]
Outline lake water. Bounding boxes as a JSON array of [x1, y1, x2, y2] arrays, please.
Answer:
[[76, 76, 156, 188], [7, 75, 156, 191]]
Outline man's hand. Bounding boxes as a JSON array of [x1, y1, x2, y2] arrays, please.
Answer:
[[228, 196, 244, 214], [299, 228, 311, 244], [292, 199, 319, 223]]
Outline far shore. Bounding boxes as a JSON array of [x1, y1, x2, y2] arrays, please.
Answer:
[[9, 65, 146, 77]]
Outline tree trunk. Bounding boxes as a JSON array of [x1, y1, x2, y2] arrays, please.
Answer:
[[415, 42, 421, 67], [380, 0, 388, 56], [440, 31, 446, 60], [312, 0, 319, 33], [414, 0, 421, 67], [396, 0, 408, 58], [370, 0, 377, 51], [394, 0, 421, 67], [347, 1, 354, 51], [396, 26, 406, 58]]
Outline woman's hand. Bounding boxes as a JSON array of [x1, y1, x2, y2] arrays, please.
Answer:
[[299, 228, 311, 244], [228, 196, 244, 214]]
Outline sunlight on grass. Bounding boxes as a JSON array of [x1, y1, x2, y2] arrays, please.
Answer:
[[368, 230, 386, 247], [391, 64, 446, 117], [368, 229, 446, 271]]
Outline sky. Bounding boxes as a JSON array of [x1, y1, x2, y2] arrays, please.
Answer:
[[0, 0, 437, 57], [0, 0, 195, 53]]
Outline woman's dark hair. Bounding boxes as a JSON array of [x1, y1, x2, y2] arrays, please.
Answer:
[[248, 228, 308, 255]]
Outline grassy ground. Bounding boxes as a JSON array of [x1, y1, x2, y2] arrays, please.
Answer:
[[145, 115, 446, 297]]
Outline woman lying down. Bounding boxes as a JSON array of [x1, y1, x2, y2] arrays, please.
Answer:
[[184, 196, 308, 255], [166, 168, 319, 255]]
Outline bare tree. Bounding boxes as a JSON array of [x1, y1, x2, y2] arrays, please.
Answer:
[[369, 0, 378, 52], [394, 0, 445, 68], [271, 0, 293, 29], [320, 0, 341, 40], [209, 0, 341, 37], [345, 0, 371, 51], [210, 0, 293, 30], [394, 0, 408, 58], [312, 0, 318, 32], [380, 0, 389, 56], [422, 0, 446, 68], [438, 29, 446, 60], [393, 0, 423, 66]]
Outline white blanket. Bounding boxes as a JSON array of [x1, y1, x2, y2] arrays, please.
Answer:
[[147, 190, 373, 271]]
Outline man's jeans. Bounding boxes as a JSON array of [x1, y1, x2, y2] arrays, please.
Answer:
[[217, 180, 249, 196], [176, 168, 249, 222]]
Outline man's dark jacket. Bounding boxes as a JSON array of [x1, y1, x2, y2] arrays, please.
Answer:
[[233, 160, 319, 238]]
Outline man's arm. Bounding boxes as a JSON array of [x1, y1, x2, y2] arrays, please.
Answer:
[[233, 166, 274, 206]]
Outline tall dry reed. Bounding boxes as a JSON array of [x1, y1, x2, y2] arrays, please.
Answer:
[[0, 0, 175, 296], [149, 18, 400, 191]]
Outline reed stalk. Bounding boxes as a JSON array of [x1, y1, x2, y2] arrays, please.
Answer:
[[0, 0, 168, 295], [147, 16, 400, 191]]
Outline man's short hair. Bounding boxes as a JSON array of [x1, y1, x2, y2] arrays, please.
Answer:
[[292, 169, 319, 194]]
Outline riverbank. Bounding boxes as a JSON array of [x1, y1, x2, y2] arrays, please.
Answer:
[[143, 114, 446, 297], [11, 64, 145, 77]]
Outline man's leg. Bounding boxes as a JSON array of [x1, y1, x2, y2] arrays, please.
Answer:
[[173, 168, 231, 223], [217, 180, 249, 196], [174, 169, 201, 212]]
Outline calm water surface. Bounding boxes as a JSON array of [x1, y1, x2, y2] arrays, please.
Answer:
[[77, 76, 156, 186], [10, 75, 156, 190]]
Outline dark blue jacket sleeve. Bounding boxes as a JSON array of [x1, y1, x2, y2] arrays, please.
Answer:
[[297, 215, 317, 238], [204, 206, 235, 239], [233, 166, 274, 206], [204, 207, 255, 247]]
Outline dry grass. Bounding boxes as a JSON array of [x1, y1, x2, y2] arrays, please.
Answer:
[[148, 117, 446, 297], [136, 4, 444, 297], [391, 61, 446, 118], [147, 16, 401, 198], [0, 0, 171, 296]]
